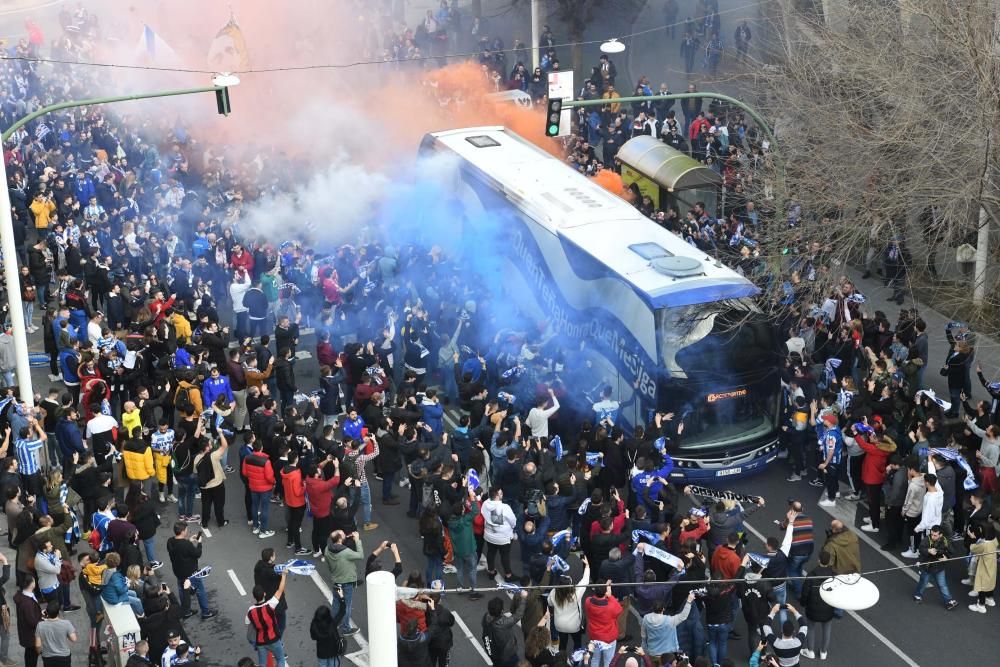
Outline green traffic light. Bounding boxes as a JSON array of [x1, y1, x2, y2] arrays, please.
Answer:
[[548, 125, 559, 135]]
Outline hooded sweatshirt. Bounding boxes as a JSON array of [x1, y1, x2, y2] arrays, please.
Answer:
[[640, 600, 692, 655]]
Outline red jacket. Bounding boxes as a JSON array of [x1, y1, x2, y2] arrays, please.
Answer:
[[242, 452, 275, 492], [149, 295, 176, 327], [857, 436, 897, 486], [710, 545, 743, 581], [280, 465, 306, 508], [230, 250, 254, 275], [584, 595, 623, 642], [305, 473, 341, 519]]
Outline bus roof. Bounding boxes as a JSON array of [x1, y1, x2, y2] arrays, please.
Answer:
[[425, 127, 759, 309]]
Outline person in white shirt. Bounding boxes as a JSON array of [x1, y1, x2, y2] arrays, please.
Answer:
[[480, 488, 517, 580], [525, 388, 560, 438], [905, 473, 943, 560], [87, 312, 104, 347]]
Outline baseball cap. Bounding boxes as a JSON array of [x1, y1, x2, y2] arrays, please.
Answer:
[[167, 630, 180, 639]]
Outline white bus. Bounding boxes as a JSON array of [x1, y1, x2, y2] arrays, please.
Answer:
[[419, 127, 781, 481]]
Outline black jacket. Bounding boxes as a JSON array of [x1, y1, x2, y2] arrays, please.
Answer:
[[799, 565, 836, 622], [254, 559, 288, 613], [310, 605, 346, 658], [166, 536, 202, 579], [275, 357, 296, 392]]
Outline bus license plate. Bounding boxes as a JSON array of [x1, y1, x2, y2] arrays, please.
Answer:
[[716, 468, 741, 477]]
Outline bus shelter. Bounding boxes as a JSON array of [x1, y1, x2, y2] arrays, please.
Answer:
[[617, 135, 722, 216]]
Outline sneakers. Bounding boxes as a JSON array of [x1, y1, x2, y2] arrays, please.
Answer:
[[785, 474, 802, 482], [968, 590, 979, 597], [818, 498, 837, 507], [149, 561, 163, 570], [270, 496, 282, 504], [844, 493, 860, 501], [861, 525, 879, 533], [159, 492, 166, 503], [186, 515, 201, 523], [468, 591, 483, 600], [901, 549, 919, 559], [167, 494, 178, 503], [808, 479, 825, 488], [48, 373, 62, 382], [945, 599, 959, 610], [443, 564, 457, 574], [399, 478, 410, 488], [800, 648, 815, 659], [296, 547, 312, 555], [201, 609, 219, 620], [195, 493, 202, 499], [819, 652, 827, 660], [862, 516, 872, 524], [912, 594, 922, 603], [63, 604, 81, 612], [363, 522, 379, 531], [342, 626, 360, 636], [961, 578, 972, 586], [969, 603, 987, 613], [986, 597, 996, 607], [312, 551, 323, 558], [225, 466, 235, 474], [252, 526, 260, 535], [259, 530, 275, 539]]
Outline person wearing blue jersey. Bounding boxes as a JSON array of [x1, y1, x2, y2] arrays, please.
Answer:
[[15, 417, 47, 499], [817, 413, 843, 507], [201, 366, 235, 410]]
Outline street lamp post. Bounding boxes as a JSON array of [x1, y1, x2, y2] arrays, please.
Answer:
[[0, 84, 230, 408]]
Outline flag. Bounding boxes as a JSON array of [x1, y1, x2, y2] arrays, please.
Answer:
[[466, 468, 480, 491], [585, 452, 603, 466], [926, 447, 979, 491], [136, 24, 180, 65], [550, 435, 564, 461], [747, 553, 771, 569], [823, 358, 842, 386], [551, 529, 572, 547], [916, 389, 951, 412], [548, 555, 570, 573], [853, 422, 874, 436], [274, 559, 316, 576], [846, 293, 866, 304], [653, 436, 666, 453], [632, 530, 661, 545], [497, 581, 523, 594], [188, 566, 212, 580], [207, 15, 250, 72]]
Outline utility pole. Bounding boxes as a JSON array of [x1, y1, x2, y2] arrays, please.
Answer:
[[0, 83, 231, 408], [530, 0, 542, 69]]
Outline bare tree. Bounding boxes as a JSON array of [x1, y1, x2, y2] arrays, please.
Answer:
[[742, 1, 1000, 331]]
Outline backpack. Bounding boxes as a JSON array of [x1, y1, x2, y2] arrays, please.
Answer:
[[340, 453, 358, 482], [196, 453, 215, 487], [175, 386, 194, 413], [88, 528, 102, 551], [524, 489, 544, 518]]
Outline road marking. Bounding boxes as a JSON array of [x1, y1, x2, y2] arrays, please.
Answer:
[[308, 570, 370, 655], [201, 528, 213, 538], [227, 569, 247, 596], [814, 493, 918, 582], [452, 609, 491, 663], [742, 520, 922, 666]]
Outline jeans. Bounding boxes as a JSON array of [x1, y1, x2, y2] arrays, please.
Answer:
[[591, 640, 616, 667], [333, 582, 356, 631], [142, 539, 157, 564], [788, 554, 811, 597], [808, 619, 834, 654], [177, 474, 197, 517], [252, 490, 273, 530], [772, 583, 788, 625], [454, 552, 477, 589], [426, 554, 444, 586], [256, 639, 286, 667], [23, 300, 33, 326], [0, 370, 13, 387], [180, 575, 210, 614], [706, 622, 732, 666], [676, 601, 704, 660], [318, 658, 341, 667], [351, 482, 372, 524], [0, 622, 8, 663], [381, 471, 397, 501], [915, 569, 954, 605]]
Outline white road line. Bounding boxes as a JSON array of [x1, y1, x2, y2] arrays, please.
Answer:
[[227, 569, 247, 596], [814, 493, 919, 582], [309, 571, 370, 654], [453, 610, 492, 663], [847, 610, 921, 667], [742, 520, 922, 666]]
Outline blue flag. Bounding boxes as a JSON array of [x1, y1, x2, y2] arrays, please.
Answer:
[[631, 529, 661, 545], [551, 529, 572, 547], [550, 435, 564, 462], [466, 468, 481, 491], [928, 447, 978, 491], [274, 559, 316, 576], [747, 553, 771, 569], [548, 555, 570, 573], [653, 437, 666, 453], [585, 452, 603, 466]]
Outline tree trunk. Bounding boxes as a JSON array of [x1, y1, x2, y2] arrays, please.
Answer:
[[571, 24, 583, 78], [471, 0, 482, 18]]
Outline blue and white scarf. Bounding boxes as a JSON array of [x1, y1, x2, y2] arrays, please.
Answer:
[[273, 559, 316, 576], [631, 529, 661, 546], [550, 435, 564, 461], [916, 389, 951, 412], [60, 484, 81, 543], [466, 468, 481, 491], [551, 529, 572, 547], [823, 358, 842, 387], [635, 544, 685, 572], [188, 566, 213, 580], [548, 555, 570, 573], [924, 447, 978, 491], [585, 452, 603, 466], [747, 553, 771, 569], [577, 498, 592, 515]]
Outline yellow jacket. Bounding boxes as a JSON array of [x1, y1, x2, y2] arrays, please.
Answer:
[[122, 410, 142, 438], [122, 440, 154, 481], [172, 313, 193, 344], [30, 198, 56, 229]]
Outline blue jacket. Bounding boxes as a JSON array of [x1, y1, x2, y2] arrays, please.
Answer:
[[58, 350, 81, 385], [55, 417, 86, 458], [100, 570, 130, 605], [420, 399, 444, 436], [545, 493, 572, 532], [202, 376, 234, 407], [342, 416, 365, 441]]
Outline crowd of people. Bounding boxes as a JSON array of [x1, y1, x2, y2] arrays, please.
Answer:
[[0, 5, 999, 667]]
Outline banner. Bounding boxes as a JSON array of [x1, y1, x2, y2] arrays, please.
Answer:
[[635, 544, 685, 572], [207, 15, 250, 71], [273, 559, 316, 576], [685, 484, 763, 506]]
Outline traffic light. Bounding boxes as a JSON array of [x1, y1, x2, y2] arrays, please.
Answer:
[[545, 97, 562, 136], [215, 87, 232, 116]]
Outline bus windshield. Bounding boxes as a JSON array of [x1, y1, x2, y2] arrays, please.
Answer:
[[656, 305, 781, 451]]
